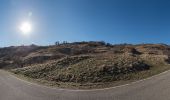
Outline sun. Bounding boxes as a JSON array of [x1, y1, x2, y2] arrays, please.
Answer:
[[19, 21, 32, 35]]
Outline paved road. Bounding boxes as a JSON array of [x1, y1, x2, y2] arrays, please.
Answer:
[[0, 70, 170, 100]]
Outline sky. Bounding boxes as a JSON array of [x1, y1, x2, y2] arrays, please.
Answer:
[[1, 0, 170, 47]]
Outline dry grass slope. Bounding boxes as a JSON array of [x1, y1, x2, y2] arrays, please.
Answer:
[[0, 42, 170, 88]]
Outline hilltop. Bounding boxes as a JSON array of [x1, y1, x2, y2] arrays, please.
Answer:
[[1, 41, 170, 89]]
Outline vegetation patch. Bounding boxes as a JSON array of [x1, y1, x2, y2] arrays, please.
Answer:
[[1, 42, 170, 89]]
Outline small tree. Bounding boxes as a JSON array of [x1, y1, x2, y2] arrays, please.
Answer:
[[106, 43, 112, 47], [55, 41, 60, 45], [63, 41, 68, 44]]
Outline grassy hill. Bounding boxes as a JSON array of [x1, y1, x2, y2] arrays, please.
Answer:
[[1, 42, 170, 89]]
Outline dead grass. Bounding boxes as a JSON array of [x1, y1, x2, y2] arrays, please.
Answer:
[[1, 42, 170, 89]]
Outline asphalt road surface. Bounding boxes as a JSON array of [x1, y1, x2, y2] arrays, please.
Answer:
[[0, 70, 170, 100]]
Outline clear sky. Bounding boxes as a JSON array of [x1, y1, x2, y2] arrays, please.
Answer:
[[1, 0, 170, 47]]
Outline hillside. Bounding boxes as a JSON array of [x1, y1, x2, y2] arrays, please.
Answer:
[[1, 42, 170, 88]]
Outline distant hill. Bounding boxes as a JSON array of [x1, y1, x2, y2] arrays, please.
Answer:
[[1, 41, 170, 88]]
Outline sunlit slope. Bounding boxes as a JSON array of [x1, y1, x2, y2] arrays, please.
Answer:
[[0, 42, 170, 88]]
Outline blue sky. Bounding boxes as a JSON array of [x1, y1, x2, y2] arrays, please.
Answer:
[[1, 0, 170, 47]]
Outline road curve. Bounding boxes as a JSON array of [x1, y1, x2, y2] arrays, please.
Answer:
[[0, 70, 170, 100]]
